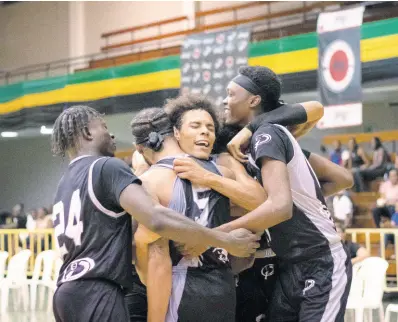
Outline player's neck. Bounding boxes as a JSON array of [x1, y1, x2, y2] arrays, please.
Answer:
[[69, 148, 103, 162], [152, 137, 184, 163]]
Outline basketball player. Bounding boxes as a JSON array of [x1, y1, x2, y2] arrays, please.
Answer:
[[126, 96, 328, 322], [218, 66, 353, 322], [50, 105, 260, 322], [130, 106, 264, 322]]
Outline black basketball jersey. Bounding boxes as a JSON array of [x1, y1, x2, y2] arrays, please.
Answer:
[[154, 156, 231, 270], [53, 155, 141, 289], [248, 124, 340, 262]]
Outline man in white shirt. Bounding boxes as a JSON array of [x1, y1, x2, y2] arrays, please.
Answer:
[[333, 190, 353, 228]]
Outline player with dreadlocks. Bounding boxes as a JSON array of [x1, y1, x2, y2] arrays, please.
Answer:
[[50, 105, 260, 322]]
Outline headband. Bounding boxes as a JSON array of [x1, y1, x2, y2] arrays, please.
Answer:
[[231, 74, 262, 96]]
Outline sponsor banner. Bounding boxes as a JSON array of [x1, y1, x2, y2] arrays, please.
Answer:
[[180, 27, 251, 107], [317, 6, 365, 129]]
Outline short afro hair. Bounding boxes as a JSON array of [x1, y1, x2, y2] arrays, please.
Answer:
[[165, 94, 221, 135], [238, 66, 282, 112]]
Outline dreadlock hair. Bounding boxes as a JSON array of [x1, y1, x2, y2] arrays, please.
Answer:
[[51, 105, 102, 157], [165, 94, 221, 135], [212, 124, 243, 154], [238, 66, 282, 113], [130, 107, 173, 149]]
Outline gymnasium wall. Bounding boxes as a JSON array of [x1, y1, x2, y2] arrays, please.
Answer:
[[0, 2, 69, 72], [0, 136, 67, 212]]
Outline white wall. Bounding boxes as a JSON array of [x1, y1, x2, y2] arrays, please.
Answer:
[[0, 1, 69, 71], [84, 1, 185, 55]]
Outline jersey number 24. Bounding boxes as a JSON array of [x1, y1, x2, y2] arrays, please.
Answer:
[[53, 189, 83, 258]]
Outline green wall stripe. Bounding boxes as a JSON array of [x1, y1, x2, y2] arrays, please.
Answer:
[[0, 17, 397, 103]]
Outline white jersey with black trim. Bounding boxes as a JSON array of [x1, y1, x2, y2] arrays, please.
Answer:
[[248, 123, 341, 262]]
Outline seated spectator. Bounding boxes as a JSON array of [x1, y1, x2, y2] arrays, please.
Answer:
[[353, 137, 391, 192], [372, 168, 398, 227], [380, 211, 398, 247], [344, 137, 369, 171], [332, 190, 353, 228], [330, 139, 343, 165], [0, 203, 27, 229], [0, 211, 11, 226], [35, 207, 53, 229], [337, 224, 369, 265]]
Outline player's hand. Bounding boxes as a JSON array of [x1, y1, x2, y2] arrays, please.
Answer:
[[173, 158, 211, 186], [174, 242, 208, 259], [225, 228, 260, 258], [227, 128, 252, 163]]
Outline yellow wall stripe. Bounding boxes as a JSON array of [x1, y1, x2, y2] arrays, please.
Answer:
[[248, 34, 398, 74], [0, 34, 396, 115], [0, 69, 180, 115]]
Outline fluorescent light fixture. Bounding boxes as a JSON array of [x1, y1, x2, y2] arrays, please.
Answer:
[[1, 131, 18, 138], [40, 126, 53, 135]]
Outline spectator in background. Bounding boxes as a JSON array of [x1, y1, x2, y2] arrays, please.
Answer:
[[35, 207, 53, 229], [372, 168, 398, 227], [0, 203, 27, 229], [333, 190, 353, 228], [379, 210, 398, 247], [336, 224, 369, 265], [0, 211, 11, 226], [344, 137, 369, 171], [330, 139, 343, 165], [353, 137, 391, 192], [26, 209, 38, 231]]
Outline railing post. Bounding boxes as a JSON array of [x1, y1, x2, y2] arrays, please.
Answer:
[[46, 64, 51, 77]]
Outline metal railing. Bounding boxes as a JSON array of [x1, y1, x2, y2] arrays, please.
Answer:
[[346, 228, 398, 292], [0, 229, 56, 276]]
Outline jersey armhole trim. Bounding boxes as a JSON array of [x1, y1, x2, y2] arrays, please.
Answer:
[[88, 158, 127, 218]]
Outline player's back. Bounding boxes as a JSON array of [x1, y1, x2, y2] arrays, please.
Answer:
[[53, 155, 133, 289]]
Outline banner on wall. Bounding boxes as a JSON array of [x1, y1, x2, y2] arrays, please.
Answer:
[[180, 27, 251, 107], [317, 6, 365, 129]]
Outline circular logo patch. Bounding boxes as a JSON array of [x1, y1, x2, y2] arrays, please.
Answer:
[[321, 40, 355, 93]]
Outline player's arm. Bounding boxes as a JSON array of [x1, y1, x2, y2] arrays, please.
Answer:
[[173, 156, 266, 211], [227, 102, 323, 162], [303, 150, 354, 196], [147, 238, 172, 322], [99, 158, 259, 257], [218, 125, 293, 233]]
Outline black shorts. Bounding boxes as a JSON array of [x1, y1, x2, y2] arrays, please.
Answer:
[[236, 257, 278, 322], [167, 268, 236, 322], [268, 244, 352, 322], [125, 278, 147, 322], [53, 279, 128, 322]]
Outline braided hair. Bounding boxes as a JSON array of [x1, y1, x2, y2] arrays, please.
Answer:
[[130, 107, 173, 151], [51, 105, 102, 157]]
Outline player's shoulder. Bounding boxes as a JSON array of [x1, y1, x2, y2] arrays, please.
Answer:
[[252, 123, 290, 146]]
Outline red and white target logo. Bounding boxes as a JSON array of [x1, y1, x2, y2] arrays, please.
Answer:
[[321, 40, 355, 93]]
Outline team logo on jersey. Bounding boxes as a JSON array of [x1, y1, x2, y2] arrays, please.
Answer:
[[61, 257, 95, 283], [212, 248, 229, 264], [303, 279, 315, 295], [261, 264, 274, 280], [254, 134, 272, 151]]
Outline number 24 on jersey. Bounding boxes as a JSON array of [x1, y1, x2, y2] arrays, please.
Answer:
[[53, 189, 83, 257]]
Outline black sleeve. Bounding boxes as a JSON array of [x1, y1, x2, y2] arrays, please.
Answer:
[[251, 124, 294, 168], [302, 149, 311, 160], [246, 103, 307, 133], [93, 157, 142, 211]]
